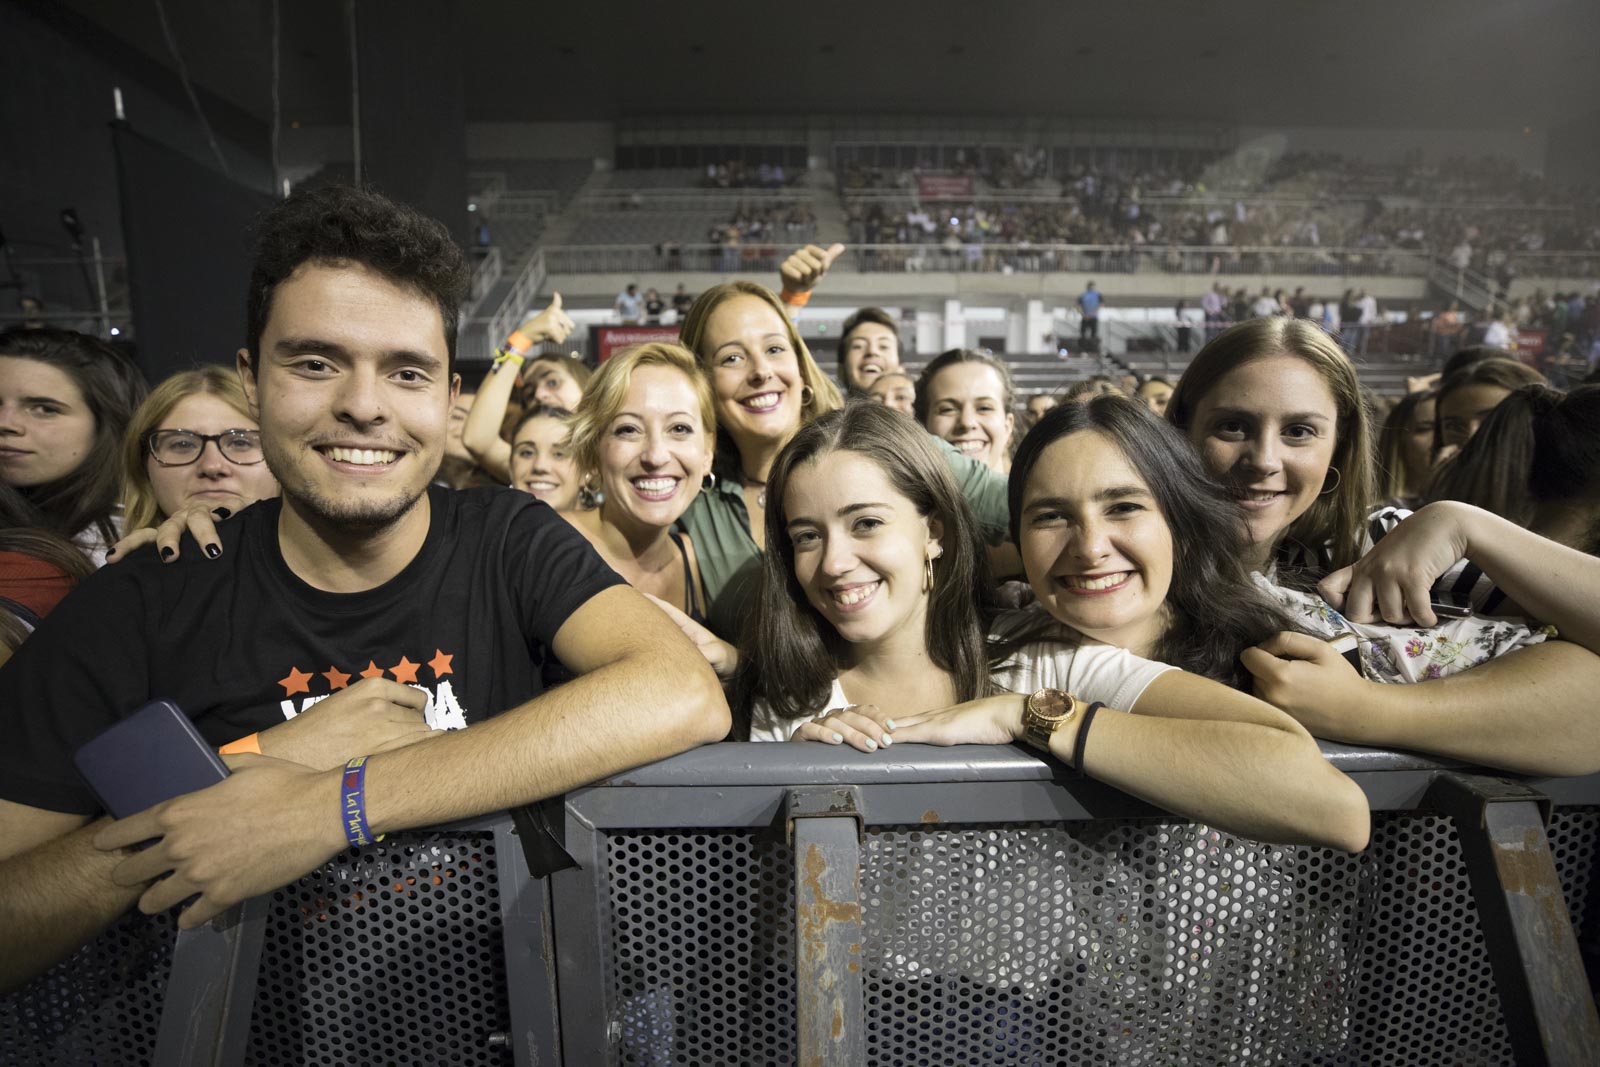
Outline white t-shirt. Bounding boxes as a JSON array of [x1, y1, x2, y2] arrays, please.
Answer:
[[747, 606, 1175, 742]]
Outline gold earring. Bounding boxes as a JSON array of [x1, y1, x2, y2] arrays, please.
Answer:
[[1320, 466, 1341, 496], [922, 554, 935, 594], [800, 385, 815, 407]]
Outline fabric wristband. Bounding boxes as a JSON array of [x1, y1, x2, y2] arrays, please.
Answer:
[[492, 348, 525, 370], [217, 733, 260, 756], [779, 288, 812, 307], [505, 329, 533, 354], [1073, 702, 1105, 773], [341, 755, 382, 848]]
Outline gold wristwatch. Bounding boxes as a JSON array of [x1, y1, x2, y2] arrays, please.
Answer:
[[1021, 688, 1085, 751]]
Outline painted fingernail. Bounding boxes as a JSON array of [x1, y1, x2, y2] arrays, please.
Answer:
[[830, 732, 843, 743], [884, 719, 897, 729], [881, 735, 893, 747], [160, 547, 174, 561], [205, 544, 222, 559], [863, 739, 878, 751], [212, 507, 231, 519]]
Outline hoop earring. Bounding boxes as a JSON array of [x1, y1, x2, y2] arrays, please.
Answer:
[[701, 471, 717, 491], [1320, 466, 1341, 496], [922, 555, 935, 595], [800, 385, 815, 407]]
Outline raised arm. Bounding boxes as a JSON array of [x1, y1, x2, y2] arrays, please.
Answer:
[[777, 243, 845, 309], [463, 294, 575, 481], [1319, 501, 1600, 655], [96, 585, 730, 928], [882, 672, 1370, 852], [1246, 631, 1600, 777]]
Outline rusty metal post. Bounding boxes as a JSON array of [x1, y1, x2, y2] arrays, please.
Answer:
[[787, 786, 865, 1067], [1424, 772, 1600, 1067]]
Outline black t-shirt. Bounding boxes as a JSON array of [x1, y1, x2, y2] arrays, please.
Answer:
[[0, 485, 624, 814], [672, 292, 694, 315]]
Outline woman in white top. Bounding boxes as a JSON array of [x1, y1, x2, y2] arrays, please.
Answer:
[[664, 401, 1368, 851]]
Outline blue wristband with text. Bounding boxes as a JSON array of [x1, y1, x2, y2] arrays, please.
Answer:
[[341, 755, 381, 848]]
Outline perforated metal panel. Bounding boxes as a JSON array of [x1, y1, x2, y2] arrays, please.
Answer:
[[601, 811, 1533, 1066], [608, 832, 796, 1066], [0, 909, 174, 1067], [245, 831, 510, 1067], [1550, 806, 1600, 940]]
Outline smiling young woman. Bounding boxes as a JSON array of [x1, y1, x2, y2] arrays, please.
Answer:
[[915, 348, 1018, 474]]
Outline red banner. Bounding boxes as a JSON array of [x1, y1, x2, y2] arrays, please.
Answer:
[[916, 174, 975, 201], [1515, 329, 1546, 359], [589, 325, 682, 363]]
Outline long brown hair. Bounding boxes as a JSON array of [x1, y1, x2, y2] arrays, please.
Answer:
[[677, 281, 843, 482], [731, 402, 992, 730], [1166, 317, 1377, 577], [1375, 388, 1435, 503]]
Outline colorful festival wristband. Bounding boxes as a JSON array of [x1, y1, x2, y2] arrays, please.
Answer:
[[341, 755, 382, 848], [218, 732, 261, 756], [505, 329, 533, 353], [779, 288, 811, 307], [492, 348, 525, 370]]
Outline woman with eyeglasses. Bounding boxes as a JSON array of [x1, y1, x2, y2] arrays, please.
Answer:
[[119, 366, 279, 535]]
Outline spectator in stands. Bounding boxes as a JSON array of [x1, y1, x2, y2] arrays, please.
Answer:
[[508, 405, 580, 511], [643, 288, 665, 325], [118, 366, 280, 536], [1482, 310, 1514, 350], [615, 283, 644, 325], [1174, 299, 1193, 353], [1201, 283, 1226, 341], [677, 282, 1009, 640], [1375, 389, 1437, 510], [0, 184, 727, 991], [1250, 288, 1280, 318], [915, 348, 1017, 474], [0, 327, 145, 566], [671, 284, 694, 320], [1064, 377, 1122, 404], [1428, 302, 1464, 358], [1426, 385, 1600, 555], [18, 296, 44, 330], [836, 307, 903, 396], [702, 401, 1367, 849], [1078, 282, 1102, 350], [1023, 392, 1058, 432], [866, 371, 916, 416], [1135, 376, 1174, 417], [1435, 357, 1545, 453], [462, 296, 579, 484], [562, 343, 714, 621]]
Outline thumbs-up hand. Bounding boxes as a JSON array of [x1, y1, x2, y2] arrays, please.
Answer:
[[518, 292, 574, 346], [780, 243, 846, 294]]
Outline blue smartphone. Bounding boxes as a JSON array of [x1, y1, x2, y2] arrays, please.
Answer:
[[73, 699, 230, 819]]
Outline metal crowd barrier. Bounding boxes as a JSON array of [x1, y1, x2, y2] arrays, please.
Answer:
[[5, 743, 1599, 1066]]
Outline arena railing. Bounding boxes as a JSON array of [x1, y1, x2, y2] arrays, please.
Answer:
[[6, 742, 1599, 1066]]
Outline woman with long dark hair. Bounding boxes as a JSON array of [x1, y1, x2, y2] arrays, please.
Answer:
[[0, 327, 146, 564]]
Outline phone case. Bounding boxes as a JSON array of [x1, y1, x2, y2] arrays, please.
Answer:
[[73, 699, 230, 819]]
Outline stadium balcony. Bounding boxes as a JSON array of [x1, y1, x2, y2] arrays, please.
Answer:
[[6, 743, 1598, 1065]]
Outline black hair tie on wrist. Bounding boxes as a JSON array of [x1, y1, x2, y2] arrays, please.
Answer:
[[1074, 702, 1105, 774]]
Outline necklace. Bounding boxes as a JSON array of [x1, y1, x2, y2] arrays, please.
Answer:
[[742, 471, 769, 510]]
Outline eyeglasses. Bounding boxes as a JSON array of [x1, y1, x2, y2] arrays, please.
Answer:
[[145, 429, 265, 467]]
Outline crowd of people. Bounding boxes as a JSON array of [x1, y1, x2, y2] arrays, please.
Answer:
[[2, 191, 1599, 1013]]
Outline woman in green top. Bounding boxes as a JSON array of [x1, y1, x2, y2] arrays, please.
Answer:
[[677, 281, 1010, 639]]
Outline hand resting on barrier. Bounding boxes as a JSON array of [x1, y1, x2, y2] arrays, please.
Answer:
[[790, 704, 897, 751]]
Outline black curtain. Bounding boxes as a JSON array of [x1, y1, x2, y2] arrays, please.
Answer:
[[112, 123, 271, 383]]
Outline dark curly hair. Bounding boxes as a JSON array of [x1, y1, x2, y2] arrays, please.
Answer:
[[246, 185, 469, 369]]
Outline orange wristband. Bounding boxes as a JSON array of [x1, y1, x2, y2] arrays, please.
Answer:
[[218, 732, 261, 756], [506, 329, 533, 353], [779, 288, 811, 308]]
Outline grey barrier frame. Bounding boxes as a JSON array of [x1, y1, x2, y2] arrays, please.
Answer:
[[102, 742, 1600, 1065]]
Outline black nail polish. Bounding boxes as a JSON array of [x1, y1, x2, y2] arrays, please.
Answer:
[[160, 547, 174, 560], [212, 507, 231, 519], [205, 544, 222, 559]]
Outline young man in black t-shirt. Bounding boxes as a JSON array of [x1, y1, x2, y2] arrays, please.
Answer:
[[0, 187, 728, 991]]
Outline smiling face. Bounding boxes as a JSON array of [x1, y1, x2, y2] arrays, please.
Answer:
[[0, 356, 96, 488], [596, 364, 712, 529], [783, 450, 942, 657], [510, 414, 579, 510], [145, 392, 279, 520], [526, 359, 585, 411], [1185, 353, 1339, 563], [1438, 383, 1511, 450], [866, 372, 916, 415], [240, 261, 459, 534], [704, 294, 805, 454], [840, 321, 900, 392], [923, 362, 1014, 472], [1020, 431, 1173, 656]]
